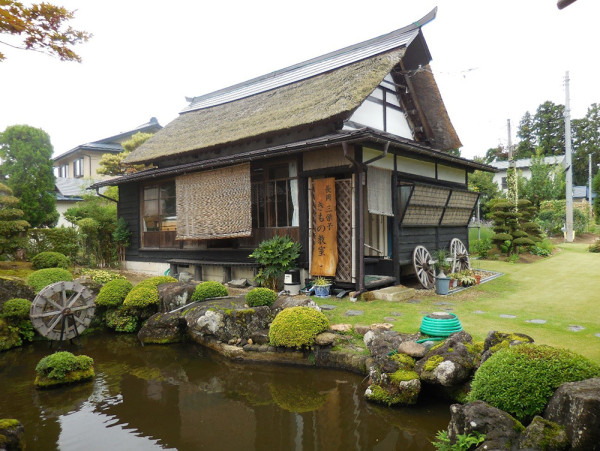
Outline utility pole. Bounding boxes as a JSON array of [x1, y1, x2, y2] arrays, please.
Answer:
[[589, 153, 593, 226], [507, 119, 518, 207], [564, 71, 574, 242]]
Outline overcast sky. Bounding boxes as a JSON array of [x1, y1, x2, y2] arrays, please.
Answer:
[[1, 0, 598, 161]]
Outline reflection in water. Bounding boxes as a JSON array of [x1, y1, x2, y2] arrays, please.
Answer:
[[0, 333, 450, 450]]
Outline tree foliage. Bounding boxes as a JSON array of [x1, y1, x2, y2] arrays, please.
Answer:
[[0, 125, 58, 227], [0, 1, 90, 62], [97, 132, 153, 176], [468, 168, 499, 218], [489, 198, 541, 255], [0, 182, 29, 257], [519, 151, 565, 208], [572, 103, 600, 185]]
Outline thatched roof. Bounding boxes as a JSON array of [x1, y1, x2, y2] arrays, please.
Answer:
[[408, 65, 462, 150], [125, 50, 404, 164]]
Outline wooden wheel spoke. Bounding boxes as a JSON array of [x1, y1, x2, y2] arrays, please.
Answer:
[[66, 290, 83, 308], [30, 311, 61, 319], [47, 313, 64, 332], [39, 295, 63, 311]]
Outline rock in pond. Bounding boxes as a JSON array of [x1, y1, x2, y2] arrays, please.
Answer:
[[158, 282, 197, 313], [0, 419, 25, 451], [365, 371, 421, 407], [447, 401, 524, 451], [519, 416, 570, 451], [190, 305, 275, 343], [314, 332, 337, 346], [0, 276, 35, 307], [544, 378, 600, 450], [138, 311, 188, 344]]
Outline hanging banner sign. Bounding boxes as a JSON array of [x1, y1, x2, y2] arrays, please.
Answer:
[[311, 178, 338, 277]]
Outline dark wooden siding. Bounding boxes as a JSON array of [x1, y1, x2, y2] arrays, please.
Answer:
[[396, 226, 467, 263]]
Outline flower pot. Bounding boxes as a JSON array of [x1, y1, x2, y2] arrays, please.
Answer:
[[435, 276, 450, 295], [314, 284, 331, 298], [475, 275, 482, 285]]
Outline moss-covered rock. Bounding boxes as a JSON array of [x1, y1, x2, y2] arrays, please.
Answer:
[[481, 330, 534, 364], [389, 352, 415, 370], [34, 351, 95, 388], [137, 311, 187, 344], [518, 416, 569, 451], [365, 377, 420, 407], [269, 306, 329, 348], [0, 317, 21, 351], [0, 418, 25, 451]]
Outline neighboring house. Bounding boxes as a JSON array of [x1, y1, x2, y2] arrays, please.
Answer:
[[91, 9, 494, 291], [53, 117, 162, 180], [53, 118, 161, 225], [573, 185, 596, 204], [489, 156, 564, 192]]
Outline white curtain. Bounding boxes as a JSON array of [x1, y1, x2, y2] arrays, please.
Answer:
[[367, 166, 393, 216], [289, 161, 299, 226]]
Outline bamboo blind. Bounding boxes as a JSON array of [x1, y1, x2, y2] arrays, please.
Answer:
[[176, 163, 252, 240]]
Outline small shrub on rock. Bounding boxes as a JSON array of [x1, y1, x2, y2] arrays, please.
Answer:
[[27, 268, 73, 293], [31, 251, 70, 270], [95, 279, 133, 308], [105, 307, 139, 333], [123, 285, 159, 308], [191, 281, 228, 302], [467, 344, 600, 423], [1, 298, 31, 319], [246, 287, 277, 307], [34, 351, 94, 388], [269, 306, 329, 348]]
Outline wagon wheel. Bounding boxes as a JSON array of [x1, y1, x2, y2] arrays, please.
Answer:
[[412, 245, 435, 289], [30, 281, 95, 341], [450, 238, 470, 273]]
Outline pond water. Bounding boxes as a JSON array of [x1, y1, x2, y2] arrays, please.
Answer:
[[0, 334, 450, 450]]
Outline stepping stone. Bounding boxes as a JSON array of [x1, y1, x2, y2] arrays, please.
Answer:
[[526, 319, 547, 324], [320, 304, 337, 311], [472, 310, 485, 314], [389, 311, 403, 316], [371, 285, 416, 302], [444, 308, 454, 312], [500, 314, 517, 319], [383, 316, 398, 322], [434, 302, 454, 306], [595, 333, 600, 338], [407, 299, 421, 304], [568, 325, 585, 332], [345, 310, 364, 317]]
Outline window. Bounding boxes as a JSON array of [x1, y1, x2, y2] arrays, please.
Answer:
[[251, 161, 298, 228], [501, 177, 507, 189], [58, 164, 69, 178], [141, 180, 177, 248], [73, 158, 84, 178]]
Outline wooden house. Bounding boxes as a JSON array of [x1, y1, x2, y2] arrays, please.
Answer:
[[91, 9, 493, 291]]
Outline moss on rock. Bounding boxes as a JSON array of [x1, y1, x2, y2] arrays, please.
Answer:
[[423, 354, 444, 372]]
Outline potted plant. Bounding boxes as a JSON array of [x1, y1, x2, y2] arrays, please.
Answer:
[[312, 276, 332, 298], [447, 273, 459, 289], [432, 249, 451, 295]]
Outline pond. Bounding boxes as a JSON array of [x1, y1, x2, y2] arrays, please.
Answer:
[[0, 333, 450, 450]]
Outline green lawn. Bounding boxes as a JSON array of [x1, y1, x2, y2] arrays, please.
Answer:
[[315, 243, 600, 364]]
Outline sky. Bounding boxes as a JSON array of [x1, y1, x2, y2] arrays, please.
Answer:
[[1, 0, 599, 161]]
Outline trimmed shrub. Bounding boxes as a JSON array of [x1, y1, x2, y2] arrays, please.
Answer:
[[191, 281, 228, 302], [105, 307, 138, 333], [34, 351, 94, 387], [467, 344, 600, 423], [136, 276, 178, 289], [245, 287, 277, 307], [1, 298, 31, 319], [27, 268, 73, 293], [95, 279, 133, 308], [31, 251, 70, 270], [269, 306, 330, 348], [123, 285, 159, 308], [27, 227, 79, 260]]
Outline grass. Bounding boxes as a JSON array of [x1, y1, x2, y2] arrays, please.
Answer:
[[314, 242, 600, 364]]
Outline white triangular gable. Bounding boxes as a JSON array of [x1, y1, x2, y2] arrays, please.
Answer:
[[345, 74, 413, 139]]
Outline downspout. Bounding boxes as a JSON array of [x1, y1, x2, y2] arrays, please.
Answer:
[[95, 187, 118, 203], [343, 141, 391, 296]]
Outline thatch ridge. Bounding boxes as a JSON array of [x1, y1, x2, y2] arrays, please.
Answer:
[[125, 50, 404, 164]]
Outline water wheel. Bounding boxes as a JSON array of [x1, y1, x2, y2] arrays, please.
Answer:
[[30, 281, 95, 342], [450, 238, 470, 273], [412, 245, 434, 289]]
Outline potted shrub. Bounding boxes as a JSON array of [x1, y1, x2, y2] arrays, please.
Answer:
[[432, 249, 451, 295], [312, 277, 331, 298], [447, 273, 459, 289]]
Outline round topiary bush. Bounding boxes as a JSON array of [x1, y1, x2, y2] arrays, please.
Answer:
[[34, 351, 94, 388], [191, 281, 228, 302], [122, 285, 159, 308], [245, 287, 277, 307], [31, 251, 70, 270], [467, 344, 600, 423], [1, 298, 31, 319], [27, 268, 73, 293], [268, 306, 330, 348], [95, 279, 133, 308], [136, 276, 178, 289]]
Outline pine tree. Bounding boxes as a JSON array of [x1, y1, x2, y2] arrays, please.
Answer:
[[0, 183, 29, 257]]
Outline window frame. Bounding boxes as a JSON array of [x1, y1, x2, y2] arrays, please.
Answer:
[[140, 179, 177, 249], [73, 158, 84, 178]]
